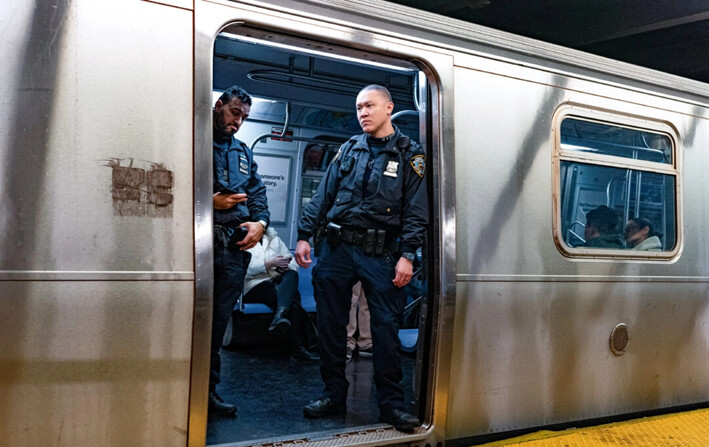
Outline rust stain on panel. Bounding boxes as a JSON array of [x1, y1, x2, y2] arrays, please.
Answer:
[[103, 158, 174, 218]]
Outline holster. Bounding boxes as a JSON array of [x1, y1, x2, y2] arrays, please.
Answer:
[[326, 222, 342, 249]]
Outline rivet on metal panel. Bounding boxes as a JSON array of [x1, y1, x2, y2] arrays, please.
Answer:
[[610, 323, 630, 355]]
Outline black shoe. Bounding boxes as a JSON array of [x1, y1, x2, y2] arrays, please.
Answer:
[[303, 397, 346, 418], [290, 345, 320, 361], [268, 307, 291, 334], [208, 391, 237, 417], [380, 409, 419, 433]]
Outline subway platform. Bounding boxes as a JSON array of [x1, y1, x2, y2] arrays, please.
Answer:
[[480, 408, 709, 447]]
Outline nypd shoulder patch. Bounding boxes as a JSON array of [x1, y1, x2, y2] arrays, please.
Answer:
[[410, 154, 425, 178]]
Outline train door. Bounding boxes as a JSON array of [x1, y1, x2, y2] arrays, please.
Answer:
[[192, 12, 442, 447]]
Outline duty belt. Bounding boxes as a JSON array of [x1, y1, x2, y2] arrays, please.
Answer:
[[326, 222, 399, 256]]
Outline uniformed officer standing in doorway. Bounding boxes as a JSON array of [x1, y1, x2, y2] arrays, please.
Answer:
[[210, 85, 270, 417], [295, 84, 428, 432]]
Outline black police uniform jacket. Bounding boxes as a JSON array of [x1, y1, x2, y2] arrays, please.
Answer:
[[298, 126, 428, 254], [213, 135, 270, 227]]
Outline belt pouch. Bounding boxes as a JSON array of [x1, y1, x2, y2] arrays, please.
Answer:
[[365, 229, 375, 255], [375, 230, 386, 256]]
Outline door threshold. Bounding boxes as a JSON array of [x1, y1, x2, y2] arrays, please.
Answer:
[[213, 424, 429, 447]]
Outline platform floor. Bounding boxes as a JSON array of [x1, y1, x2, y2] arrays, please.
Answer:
[[480, 408, 709, 447]]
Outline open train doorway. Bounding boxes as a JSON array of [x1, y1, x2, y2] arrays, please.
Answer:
[[206, 26, 434, 446]]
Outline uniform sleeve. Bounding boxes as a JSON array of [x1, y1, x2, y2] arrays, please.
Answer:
[[213, 145, 229, 194], [400, 143, 429, 253], [245, 148, 271, 226], [297, 142, 348, 241]]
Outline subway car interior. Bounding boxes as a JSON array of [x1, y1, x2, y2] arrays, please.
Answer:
[[208, 29, 431, 445]]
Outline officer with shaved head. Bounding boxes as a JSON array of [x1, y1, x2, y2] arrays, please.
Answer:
[[296, 84, 428, 432]]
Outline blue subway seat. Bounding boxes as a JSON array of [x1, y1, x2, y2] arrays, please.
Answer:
[[398, 328, 418, 353], [242, 303, 274, 315]]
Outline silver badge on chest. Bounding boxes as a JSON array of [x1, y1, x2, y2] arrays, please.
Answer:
[[383, 160, 399, 178]]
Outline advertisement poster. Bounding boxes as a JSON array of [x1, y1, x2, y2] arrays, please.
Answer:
[[254, 154, 291, 224]]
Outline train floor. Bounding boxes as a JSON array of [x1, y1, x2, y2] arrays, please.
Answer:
[[207, 344, 417, 446], [481, 407, 709, 447]]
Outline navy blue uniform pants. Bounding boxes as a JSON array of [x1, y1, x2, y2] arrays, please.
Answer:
[[313, 240, 406, 413], [210, 242, 250, 390]]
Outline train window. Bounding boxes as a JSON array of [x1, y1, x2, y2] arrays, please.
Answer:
[[560, 119, 673, 164], [555, 114, 678, 256], [303, 141, 341, 172]]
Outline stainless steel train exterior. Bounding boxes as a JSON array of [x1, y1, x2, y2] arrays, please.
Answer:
[[2, 0, 709, 446]]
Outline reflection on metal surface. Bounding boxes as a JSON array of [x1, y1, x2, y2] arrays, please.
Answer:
[[103, 158, 175, 218], [610, 323, 630, 355]]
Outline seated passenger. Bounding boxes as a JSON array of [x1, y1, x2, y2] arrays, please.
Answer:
[[244, 228, 319, 361], [624, 217, 662, 251], [583, 205, 625, 249]]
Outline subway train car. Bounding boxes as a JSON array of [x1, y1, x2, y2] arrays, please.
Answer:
[[2, 0, 709, 446]]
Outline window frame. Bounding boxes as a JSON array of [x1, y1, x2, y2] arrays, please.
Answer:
[[552, 104, 682, 260]]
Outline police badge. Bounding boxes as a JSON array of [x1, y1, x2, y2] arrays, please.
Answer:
[[410, 154, 425, 178], [383, 160, 399, 178]]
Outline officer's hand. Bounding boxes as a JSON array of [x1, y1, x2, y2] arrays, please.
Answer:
[[295, 240, 312, 268], [393, 257, 413, 288], [213, 192, 248, 210], [236, 221, 264, 250]]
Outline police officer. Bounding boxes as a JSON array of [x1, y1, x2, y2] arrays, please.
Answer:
[[295, 84, 427, 432], [210, 85, 270, 417]]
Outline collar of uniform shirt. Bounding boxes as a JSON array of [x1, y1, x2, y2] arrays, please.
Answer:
[[366, 132, 395, 146]]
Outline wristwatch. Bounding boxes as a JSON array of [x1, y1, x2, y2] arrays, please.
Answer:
[[257, 219, 268, 230], [401, 252, 416, 262]]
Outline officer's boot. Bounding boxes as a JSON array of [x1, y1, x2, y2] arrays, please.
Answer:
[[269, 307, 291, 335]]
